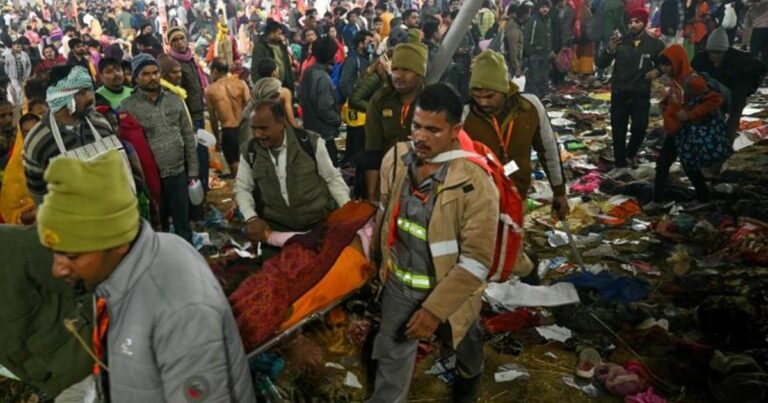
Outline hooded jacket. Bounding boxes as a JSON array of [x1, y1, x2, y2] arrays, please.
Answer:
[[660, 45, 723, 135]]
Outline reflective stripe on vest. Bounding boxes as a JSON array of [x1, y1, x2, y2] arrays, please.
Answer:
[[391, 261, 432, 290], [397, 217, 427, 241]]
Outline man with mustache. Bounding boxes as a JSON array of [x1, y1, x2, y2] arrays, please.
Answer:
[[234, 99, 350, 259], [364, 42, 427, 201], [121, 54, 199, 245], [23, 65, 116, 207], [368, 83, 498, 403]]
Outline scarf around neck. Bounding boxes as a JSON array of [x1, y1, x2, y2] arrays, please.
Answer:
[[169, 47, 209, 88]]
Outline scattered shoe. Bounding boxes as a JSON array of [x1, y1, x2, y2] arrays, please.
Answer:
[[642, 201, 673, 212], [576, 347, 602, 378]]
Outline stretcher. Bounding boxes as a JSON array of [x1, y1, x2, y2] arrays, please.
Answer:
[[230, 202, 377, 358], [245, 239, 373, 359]]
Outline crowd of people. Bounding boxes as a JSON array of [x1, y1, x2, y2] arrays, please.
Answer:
[[0, 0, 766, 401]]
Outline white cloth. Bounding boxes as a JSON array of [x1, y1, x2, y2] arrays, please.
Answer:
[[234, 132, 350, 220]]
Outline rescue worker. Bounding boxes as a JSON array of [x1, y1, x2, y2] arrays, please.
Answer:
[[234, 100, 350, 258], [38, 149, 254, 401], [464, 50, 568, 217], [364, 42, 427, 201], [368, 83, 498, 403]]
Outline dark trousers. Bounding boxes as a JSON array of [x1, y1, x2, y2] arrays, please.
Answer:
[[221, 127, 240, 165], [347, 125, 367, 198], [611, 90, 651, 167], [727, 101, 747, 140], [525, 54, 551, 98], [750, 27, 768, 64], [654, 134, 710, 202], [161, 172, 193, 244]]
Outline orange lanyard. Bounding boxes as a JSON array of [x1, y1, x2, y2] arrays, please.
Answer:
[[92, 297, 109, 376], [400, 103, 411, 127], [491, 116, 515, 151]]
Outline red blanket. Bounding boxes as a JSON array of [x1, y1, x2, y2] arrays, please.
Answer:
[[230, 202, 375, 351]]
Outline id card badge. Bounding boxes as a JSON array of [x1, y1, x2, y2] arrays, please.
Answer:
[[504, 160, 519, 176]]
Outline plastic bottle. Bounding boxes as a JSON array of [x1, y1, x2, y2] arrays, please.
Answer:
[[254, 374, 282, 403], [188, 179, 204, 206]]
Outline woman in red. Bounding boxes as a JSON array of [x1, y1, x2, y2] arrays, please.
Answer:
[[33, 45, 67, 79]]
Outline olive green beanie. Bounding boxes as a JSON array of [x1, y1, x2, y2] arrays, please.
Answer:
[[38, 150, 139, 252], [470, 50, 510, 94], [392, 43, 428, 77]]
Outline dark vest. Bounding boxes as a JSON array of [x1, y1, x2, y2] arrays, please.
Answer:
[[249, 128, 336, 231]]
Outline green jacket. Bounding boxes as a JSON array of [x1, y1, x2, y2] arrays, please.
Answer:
[[365, 85, 419, 154], [247, 128, 336, 231], [601, 0, 627, 40], [523, 13, 552, 57], [0, 226, 92, 397]]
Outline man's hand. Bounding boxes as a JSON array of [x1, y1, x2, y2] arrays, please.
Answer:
[[246, 217, 271, 243], [552, 195, 570, 219], [405, 308, 440, 340], [675, 110, 689, 122], [607, 34, 622, 53], [644, 69, 659, 80]]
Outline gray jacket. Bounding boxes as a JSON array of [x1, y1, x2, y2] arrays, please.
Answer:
[[298, 63, 341, 140], [95, 221, 254, 402], [121, 89, 199, 179]]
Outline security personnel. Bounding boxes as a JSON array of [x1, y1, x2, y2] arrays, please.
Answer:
[[368, 84, 498, 403], [364, 42, 427, 201]]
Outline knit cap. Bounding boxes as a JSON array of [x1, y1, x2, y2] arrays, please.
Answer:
[[157, 53, 180, 77], [706, 27, 730, 52], [167, 25, 187, 42], [132, 53, 158, 79], [37, 150, 139, 252], [470, 50, 511, 94], [391, 43, 428, 77], [407, 28, 422, 44]]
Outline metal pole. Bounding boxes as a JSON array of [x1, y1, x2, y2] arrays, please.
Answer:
[[425, 0, 483, 84]]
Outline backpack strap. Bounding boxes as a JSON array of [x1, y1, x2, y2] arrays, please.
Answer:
[[293, 127, 317, 163]]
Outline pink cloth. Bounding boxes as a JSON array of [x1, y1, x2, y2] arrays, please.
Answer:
[[625, 387, 667, 403], [571, 171, 603, 193]]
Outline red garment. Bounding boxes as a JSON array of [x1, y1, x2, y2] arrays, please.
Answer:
[[117, 112, 162, 206], [481, 309, 539, 334], [659, 45, 723, 135], [34, 56, 67, 75], [230, 202, 376, 351]]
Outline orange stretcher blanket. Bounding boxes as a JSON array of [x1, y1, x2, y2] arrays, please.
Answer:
[[230, 202, 376, 351], [280, 238, 371, 330]]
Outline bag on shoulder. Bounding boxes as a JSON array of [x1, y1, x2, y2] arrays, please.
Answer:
[[429, 131, 524, 283], [684, 72, 732, 115], [676, 113, 732, 171]]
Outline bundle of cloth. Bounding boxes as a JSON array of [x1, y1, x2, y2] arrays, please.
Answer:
[[230, 202, 376, 351]]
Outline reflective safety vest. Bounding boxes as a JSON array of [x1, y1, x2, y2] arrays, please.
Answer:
[[386, 159, 447, 291]]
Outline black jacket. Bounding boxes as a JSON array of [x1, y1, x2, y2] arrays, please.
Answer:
[[660, 0, 681, 37], [691, 48, 767, 109], [251, 36, 296, 89], [595, 32, 665, 94], [299, 63, 341, 140]]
